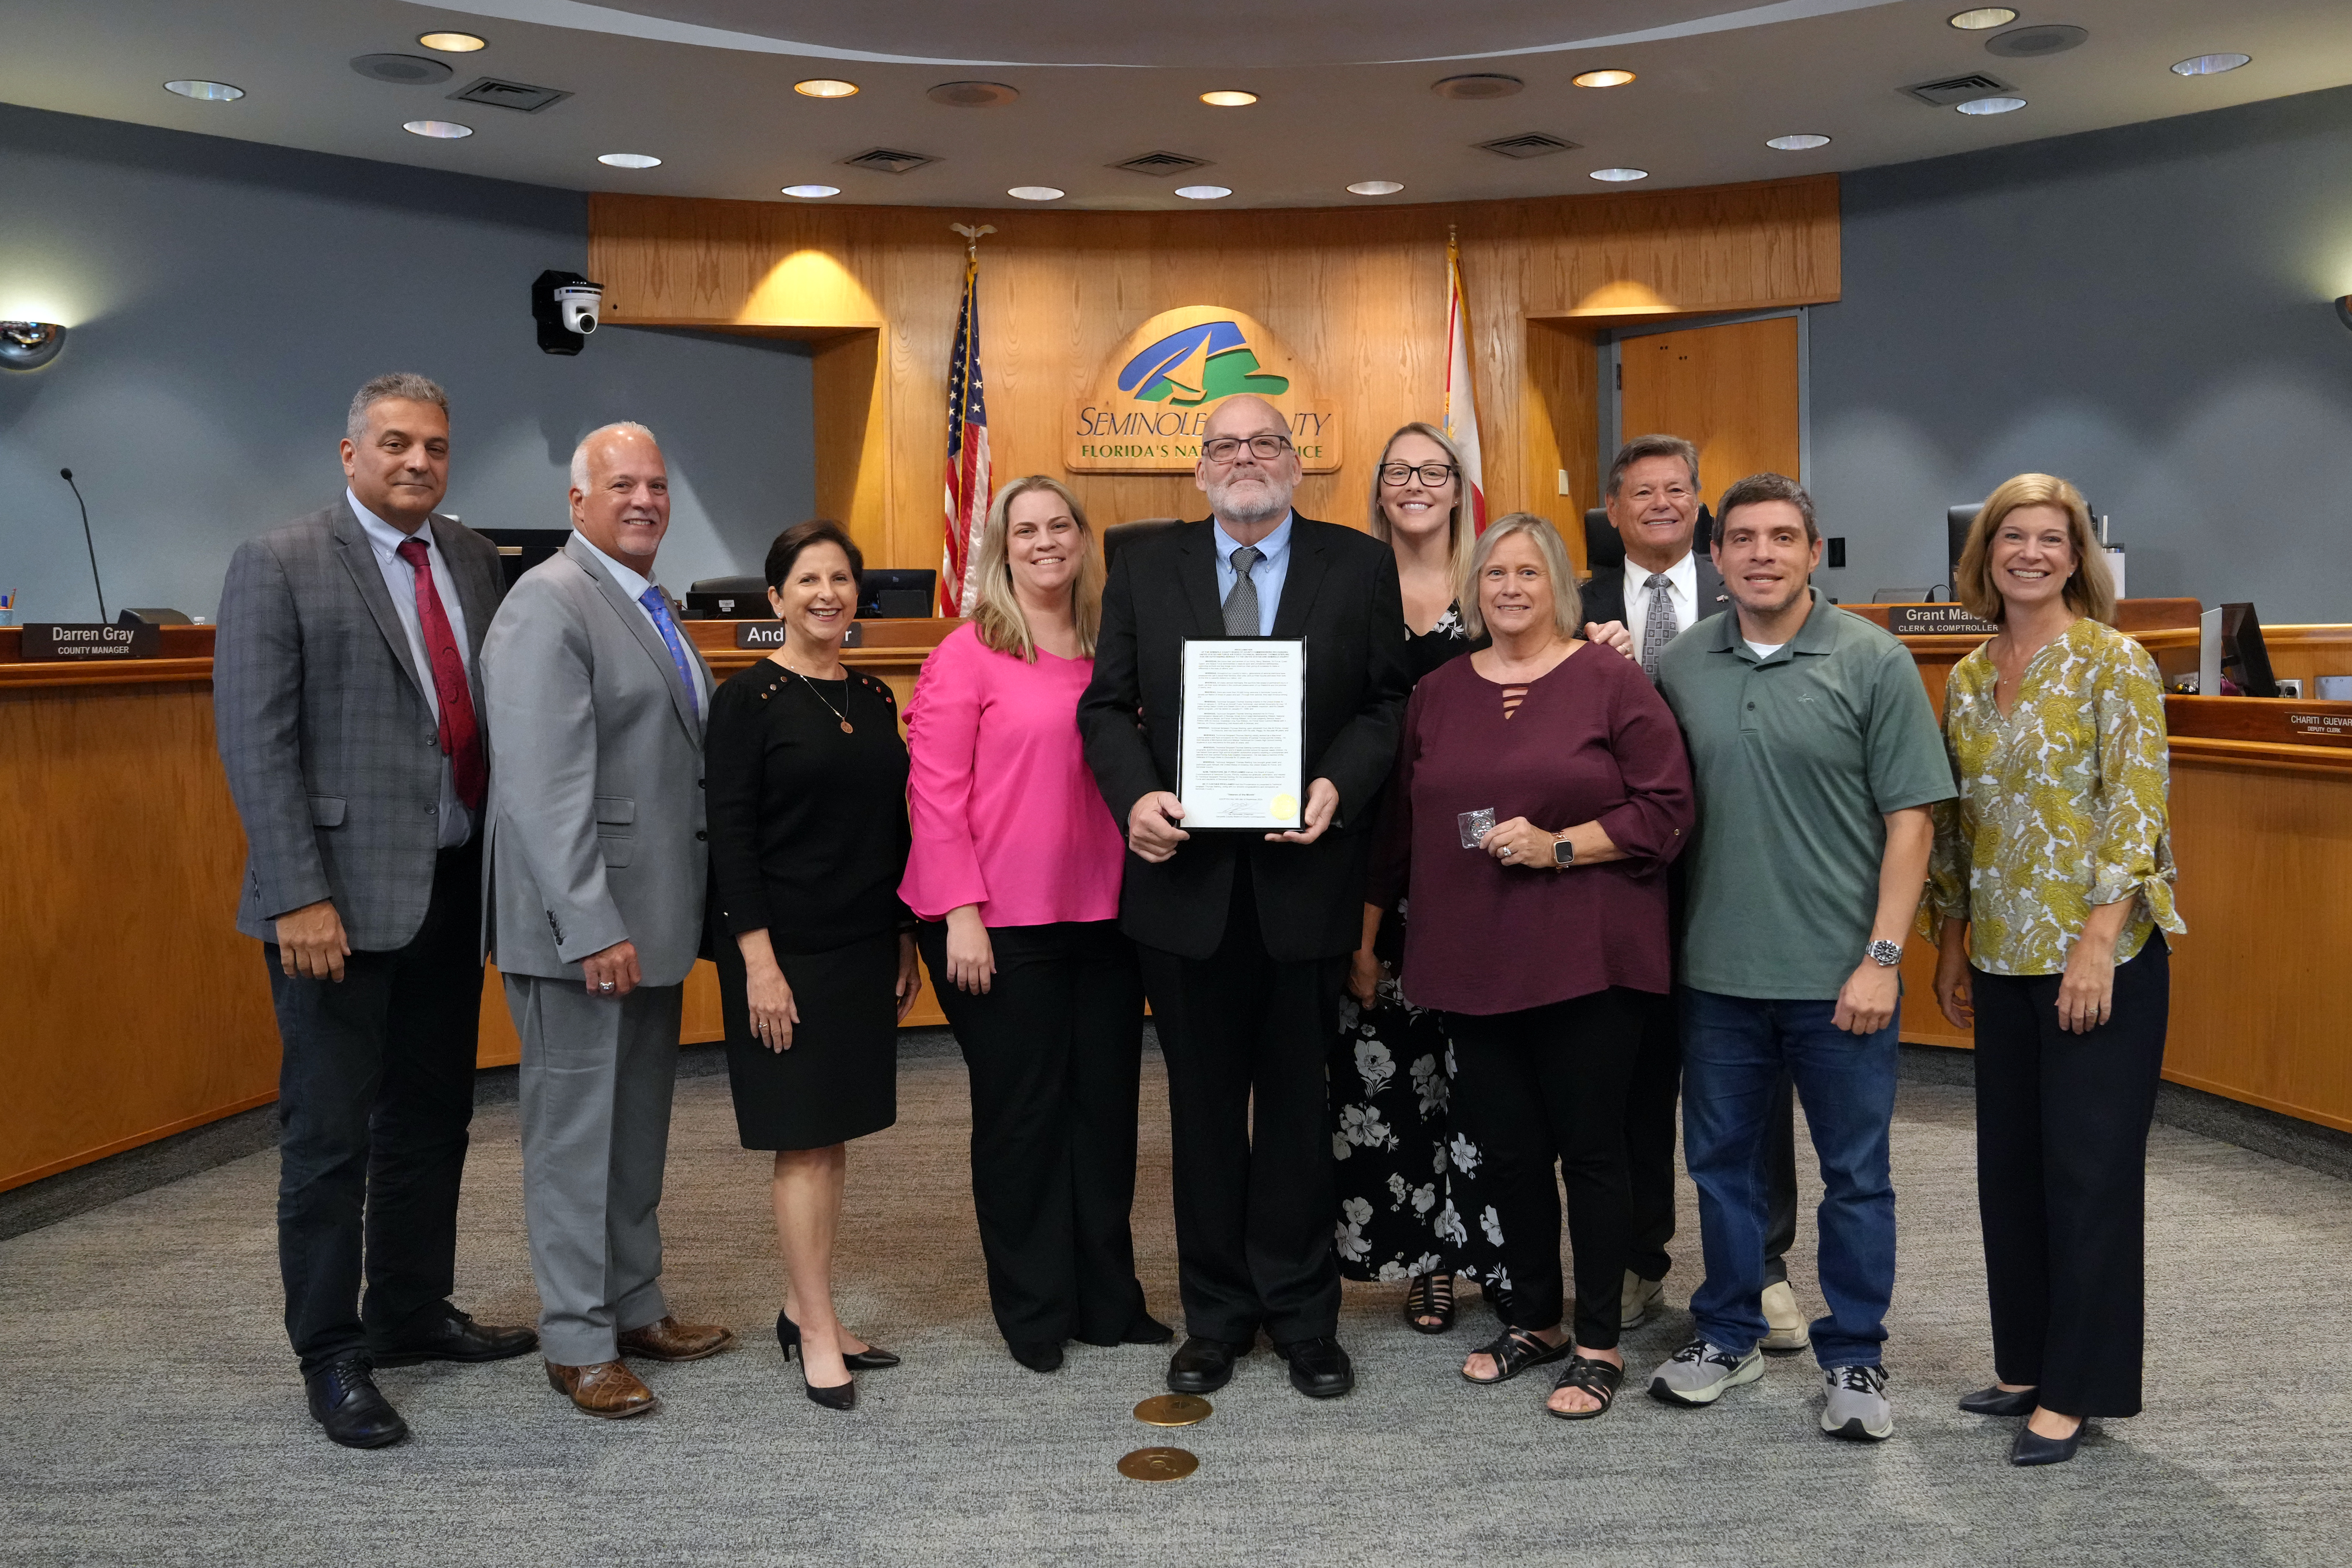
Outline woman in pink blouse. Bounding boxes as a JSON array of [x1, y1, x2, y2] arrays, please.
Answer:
[[901, 475, 1169, 1373]]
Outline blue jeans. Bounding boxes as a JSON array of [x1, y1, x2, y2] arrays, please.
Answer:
[[1680, 988, 1899, 1368]]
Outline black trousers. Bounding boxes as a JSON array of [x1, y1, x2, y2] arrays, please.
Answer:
[[1972, 937, 2170, 1418], [265, 841, 483, 1376], [1135, 864, 1346, 1346], [918, 918, 1150, 1346], [1447, 990, 1644, 1349], [1624, 987, 1800, 1287]]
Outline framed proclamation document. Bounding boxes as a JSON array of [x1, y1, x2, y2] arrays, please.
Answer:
[[1177, 638, 1307, 830]]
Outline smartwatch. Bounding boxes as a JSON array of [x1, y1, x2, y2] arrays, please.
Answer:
[[1551, 833, 1576, 869], [1866, 938, 1903, 967]]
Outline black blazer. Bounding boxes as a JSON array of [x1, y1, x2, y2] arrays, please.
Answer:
[[1581, 551, 1730, 632], [1079, 516, 1411, 962]]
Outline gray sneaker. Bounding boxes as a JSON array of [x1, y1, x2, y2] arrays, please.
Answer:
[[1820, 1363, 1893, 1441], [1620, 1269, 1665, 1332], [1648, 1338, 1764, 1407]]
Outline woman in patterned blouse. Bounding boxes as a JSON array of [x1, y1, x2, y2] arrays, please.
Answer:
[[1926, 472, 2185, 1469]]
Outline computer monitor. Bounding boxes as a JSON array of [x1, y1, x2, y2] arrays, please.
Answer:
[[859, 568, 936, 619], [481, 528, 573, 591], [1947, 505, 1979, 597], [2220, 602, 2279, 697], [684, 576, 768, 619]]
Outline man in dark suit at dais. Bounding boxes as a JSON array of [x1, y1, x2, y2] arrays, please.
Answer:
[[214, 374, 536, 1450], [1080, 395, 1412, 1403]]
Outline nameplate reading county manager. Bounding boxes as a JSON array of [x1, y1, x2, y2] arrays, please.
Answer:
[[1177, 637, 1306, 831]]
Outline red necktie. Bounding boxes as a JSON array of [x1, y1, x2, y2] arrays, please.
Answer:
[[395, 537, 487, 814]]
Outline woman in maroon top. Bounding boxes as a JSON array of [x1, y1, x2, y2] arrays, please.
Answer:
[[1365, 512, 1692, 1421]]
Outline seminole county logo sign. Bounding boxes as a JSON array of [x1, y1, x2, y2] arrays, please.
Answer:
[[1067, 306, 1340, 474]]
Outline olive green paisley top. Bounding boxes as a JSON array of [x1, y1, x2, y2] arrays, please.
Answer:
[[1925, 616, 2184, 975]]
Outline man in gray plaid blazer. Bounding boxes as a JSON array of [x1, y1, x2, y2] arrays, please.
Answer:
[[481, 421, 733, 1421], [214, 374, 536, 1451]]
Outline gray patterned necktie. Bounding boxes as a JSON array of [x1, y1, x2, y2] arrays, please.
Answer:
[[1640, 572, 1676, 678], [1223, 545, 1263, 637]]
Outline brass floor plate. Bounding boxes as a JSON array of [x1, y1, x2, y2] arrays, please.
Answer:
[[1131, 1393, 1212, 1427], [1117, 1446, 1199, 1481]]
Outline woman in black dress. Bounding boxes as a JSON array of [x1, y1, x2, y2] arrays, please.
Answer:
[[705, 518, 921, 1411]]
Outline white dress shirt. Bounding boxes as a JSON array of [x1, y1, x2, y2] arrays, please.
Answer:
[[348, 489, 473, 848], [1210, 512, 1295, 637], [1624, 548, 1701, 657], [571, 531, 711, 708]]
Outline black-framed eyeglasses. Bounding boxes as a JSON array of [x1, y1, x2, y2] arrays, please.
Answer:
[[1200, 434, 1294, 464], [1379, 462, 1458, 487]]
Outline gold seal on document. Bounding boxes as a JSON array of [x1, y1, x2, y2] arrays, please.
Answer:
[[1269, 791, 1298, 823], [1132, 1394, 1212, 1427], [1117, 1446, 1200, 1481]]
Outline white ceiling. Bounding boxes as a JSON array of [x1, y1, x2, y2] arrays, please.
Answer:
[[1, 0, 2347, 209]]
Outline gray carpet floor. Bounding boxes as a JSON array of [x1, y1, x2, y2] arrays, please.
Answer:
[[3, 1032, 2347, 1567]]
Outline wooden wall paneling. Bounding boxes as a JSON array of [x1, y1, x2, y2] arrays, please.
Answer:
[[2262, 626, 2352, 692], [1617, 316, 1803, 513]]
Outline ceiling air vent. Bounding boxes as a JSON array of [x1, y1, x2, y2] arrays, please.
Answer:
[[1112, 150, 1213, 177], [447, 76, 573, 113], [1476, 132, 1579, 160], [1901, 72, 2013, 106], [840, 147, 939, 174], [1986, 25, 2087, 58]]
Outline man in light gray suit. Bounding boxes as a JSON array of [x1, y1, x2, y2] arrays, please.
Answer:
[[216, 373, 536, 1451], [481, 420, 733, 1420]]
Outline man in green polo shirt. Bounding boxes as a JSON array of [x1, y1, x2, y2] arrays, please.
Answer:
[[1648, 472, 1952, 1443]]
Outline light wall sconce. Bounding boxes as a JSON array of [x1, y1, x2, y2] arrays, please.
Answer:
[[2337, 297, 2352, 331], [0, 321, 66, 370]]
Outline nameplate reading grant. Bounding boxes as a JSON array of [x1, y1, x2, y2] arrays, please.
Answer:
[[1178, 638, 1305, 831]]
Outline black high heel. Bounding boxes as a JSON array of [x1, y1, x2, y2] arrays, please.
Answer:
[[1959, 1384, 2038, 1418], [776, 1309, 856, 1410]]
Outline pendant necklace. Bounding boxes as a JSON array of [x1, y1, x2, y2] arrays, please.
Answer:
[[781, 661, 854, 734]]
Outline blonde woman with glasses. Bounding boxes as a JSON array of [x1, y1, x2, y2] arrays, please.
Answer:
[[1929, 473, 2183, 1467], [901, 475, 1169, 1374]]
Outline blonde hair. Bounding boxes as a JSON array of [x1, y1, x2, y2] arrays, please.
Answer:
[[970, 475, 1104, 661], [1954, 473, 2115, 624], [1365, 422, 1478, 583], [1458, 512, 1583, 642]]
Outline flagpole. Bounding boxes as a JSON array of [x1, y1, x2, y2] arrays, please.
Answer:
[[941, 224, 997, 616]]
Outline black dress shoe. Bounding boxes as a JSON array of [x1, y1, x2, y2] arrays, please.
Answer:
[[1275, 1336, 1355, 1400], [1009, 1340, 1065, 1373], [1120, 1312, 1175, 1346], [1167, 1336, 1246, 1394], [1959, 1384, 2039, 1418], [306, 1356, 407, 1449], [370, 1304, 538, 1367], [2010, 1421, 2085, 1466]]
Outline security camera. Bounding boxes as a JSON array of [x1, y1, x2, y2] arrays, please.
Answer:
[[531, 269, 606, 356]]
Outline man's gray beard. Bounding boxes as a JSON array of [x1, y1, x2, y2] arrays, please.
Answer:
[[1209, 474, 1293, 528]]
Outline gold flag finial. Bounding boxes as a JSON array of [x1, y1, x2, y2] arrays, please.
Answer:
[[949, 222, 996, 258]]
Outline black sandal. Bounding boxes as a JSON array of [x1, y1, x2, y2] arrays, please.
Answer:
[[1403, 1273, 1457, 1335], [1461, 1327, 1571, 1385], [1546, 1354, 1625, 1420]]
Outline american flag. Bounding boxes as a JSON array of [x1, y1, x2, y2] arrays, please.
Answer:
[[939, 253, 992, 616]]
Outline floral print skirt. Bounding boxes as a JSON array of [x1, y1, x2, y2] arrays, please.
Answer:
[[1328, 971, 1507, 1288]]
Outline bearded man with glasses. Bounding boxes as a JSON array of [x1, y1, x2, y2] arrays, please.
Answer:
[[1080, 395, 1412, 1401]]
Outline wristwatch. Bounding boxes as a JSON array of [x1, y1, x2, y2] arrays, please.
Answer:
[[1866, 939, 1903, 967], [1552, 833, 1576, 869]]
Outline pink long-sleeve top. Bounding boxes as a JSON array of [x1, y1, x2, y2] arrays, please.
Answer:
[[899, 622, 1126, 927]]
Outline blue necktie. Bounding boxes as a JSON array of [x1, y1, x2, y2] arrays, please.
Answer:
[[637, 585, 701, 720]]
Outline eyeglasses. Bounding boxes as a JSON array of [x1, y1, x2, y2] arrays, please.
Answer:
[[1200, 434, 1294, 464], [1379, 462, 1458, 487]]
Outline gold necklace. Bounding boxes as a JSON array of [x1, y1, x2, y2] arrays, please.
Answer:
[[776, 658, 853, 734]]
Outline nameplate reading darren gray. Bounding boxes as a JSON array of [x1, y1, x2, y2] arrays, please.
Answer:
[[1885, 605, 1998, 637], [18, 622, 162, 661], [735, 621, 861, 650]]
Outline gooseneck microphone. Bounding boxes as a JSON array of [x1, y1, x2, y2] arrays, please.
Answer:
[[60, 467, 107, 623]]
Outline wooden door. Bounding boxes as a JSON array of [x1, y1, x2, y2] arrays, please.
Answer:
[[1617, 317, 1801, 512]]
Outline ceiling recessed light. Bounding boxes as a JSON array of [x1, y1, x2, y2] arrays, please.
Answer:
[[1572, 70, 1637, 88], [1589, 167, 1648, 182], [163, 79, 243, 102], [781, 183, 841, 198], [1947, 7, 2017, 27], [1346, 180, 1405, 196], [1174, 184, 1232, 200], [598, 153, 662, 169], [2172, 53, 2251, 77], [1954, 95, 2027, 115], [1766, 134, 1831, 151], [403, 120, 473, 139], [418, 31, 487, 53], [1199, 90, 1257, 107], [1008, 186, 1064, 201], [794, 78, 859, 98]]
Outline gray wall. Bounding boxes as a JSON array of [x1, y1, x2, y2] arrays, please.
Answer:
[[1810, 85, 2352, 623], [0, 104, 813, 622]]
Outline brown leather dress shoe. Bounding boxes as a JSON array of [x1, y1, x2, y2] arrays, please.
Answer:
[[545, 1358, 660, 1419], [616, 1315, 736, 1362]]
